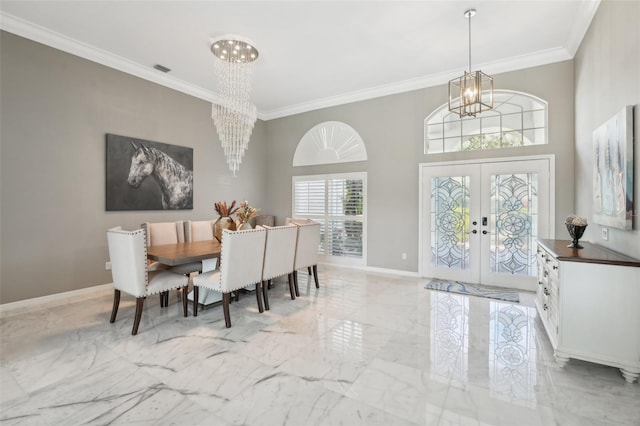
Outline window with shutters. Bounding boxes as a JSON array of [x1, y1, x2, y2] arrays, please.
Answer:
[[293, 172, 367, 265]]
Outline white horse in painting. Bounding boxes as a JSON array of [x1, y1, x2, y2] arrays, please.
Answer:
[[127, 142, 193, 209]]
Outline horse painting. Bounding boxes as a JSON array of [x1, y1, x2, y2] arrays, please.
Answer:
[[127, 142, 193, 209]]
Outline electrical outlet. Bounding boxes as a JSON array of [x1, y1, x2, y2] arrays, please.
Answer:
[[105, 261, 111, 270], [602, 227, 609, 241], [401, 253, 407, 260]]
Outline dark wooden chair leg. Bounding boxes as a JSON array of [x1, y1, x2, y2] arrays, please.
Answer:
[[255, 282, 264, 313], [222, 293, 232, 328], [164, 291, 169, 306], [288, 273, 296, 300], [132, 297, 146, 335], [159, 292, 165, 307], [268, 279, 272, 289], [292, 271, 300, 297], [312, 264, 319, 288], [308, 267, 312, 275], [235, 291, 240, 302], [182, 286, 188, 317], [293, 270, 300, 297], [110, 289, 121, 323], [193, 286, 199, 317], [262, 280, 270, 310]]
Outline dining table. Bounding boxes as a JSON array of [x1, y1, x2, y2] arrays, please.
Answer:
[[146, 240, 221, 266], [147, 240, 223, 306]]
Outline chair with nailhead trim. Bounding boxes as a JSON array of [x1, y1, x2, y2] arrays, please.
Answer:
[[107, 226, 189, 335]]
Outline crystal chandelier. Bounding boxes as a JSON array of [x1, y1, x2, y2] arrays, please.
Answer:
[[211, 36, 259, 175], [448, 9, 493, 117]]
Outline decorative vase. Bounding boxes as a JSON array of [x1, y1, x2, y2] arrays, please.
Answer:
[[214, 216, 237, 242], [566, 224, 587, 249], [238, 222, 253, 230]]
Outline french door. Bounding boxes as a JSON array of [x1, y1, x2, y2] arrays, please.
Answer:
[[420, 157, 553, 291]]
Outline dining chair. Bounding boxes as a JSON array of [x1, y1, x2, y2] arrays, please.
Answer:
[[142, 221, 201, 306], [191, 228, 267, 327], [184, 219, 218, 269], [285, 218, 315, 276], [260, 225, 298, 309], [107, 226, 189, 335], [292, 221, 321, 296]]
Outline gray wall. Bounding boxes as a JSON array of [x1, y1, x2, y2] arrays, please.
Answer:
[[264, 60, 575, 272], [574, 0, 640, 258], [0, 32, 267, 304]]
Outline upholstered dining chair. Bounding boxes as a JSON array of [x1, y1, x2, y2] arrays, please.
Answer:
[[191, 228, 267, 327], [107, 227, 189, 335], [184, 219, 217, 268], [260, 225, 298, 309], [292, 221, 321, 296], [285, 217, 316, 277], [142, 221, 202, 306]]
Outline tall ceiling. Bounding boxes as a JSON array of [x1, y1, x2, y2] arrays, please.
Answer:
[[0, 1, 600, 120]]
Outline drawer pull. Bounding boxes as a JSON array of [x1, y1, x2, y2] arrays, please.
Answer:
[[544, 288, 550, 296], [538, 280, 543, 286]]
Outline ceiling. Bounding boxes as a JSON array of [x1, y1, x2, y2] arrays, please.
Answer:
[[0, 1, 600, 120]]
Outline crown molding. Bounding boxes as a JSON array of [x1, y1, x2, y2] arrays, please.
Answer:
[[260, 46, 573, 120], [0, 12, 220, 104], [2, 5, 596, 122], [565, 0, 601, 56]]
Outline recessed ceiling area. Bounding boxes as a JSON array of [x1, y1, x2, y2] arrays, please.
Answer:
[[0, 1, 600, 120]]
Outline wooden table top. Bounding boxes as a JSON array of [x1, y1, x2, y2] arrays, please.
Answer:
[[537, 239, 640, 267], [147, 240, 221, 266]]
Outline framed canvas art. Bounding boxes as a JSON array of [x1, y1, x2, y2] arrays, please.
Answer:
[[106, 134, 193, 211], [592, 106, 634, 230]]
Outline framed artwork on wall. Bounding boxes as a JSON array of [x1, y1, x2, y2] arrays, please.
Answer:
[[592, 106, 634, 230], [106, 134, 193, 211]]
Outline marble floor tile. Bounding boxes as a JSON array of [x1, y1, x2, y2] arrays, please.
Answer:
[[2, 265, 639, 425]]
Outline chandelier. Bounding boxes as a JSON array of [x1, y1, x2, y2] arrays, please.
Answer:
[[448, 9, 493, 117], [211, 36, 259, 175]]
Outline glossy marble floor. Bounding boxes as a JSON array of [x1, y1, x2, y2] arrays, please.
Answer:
[[1, 266, 639, 425]]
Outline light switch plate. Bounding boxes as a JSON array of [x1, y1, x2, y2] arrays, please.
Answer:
[[602, 227, 609, 241]]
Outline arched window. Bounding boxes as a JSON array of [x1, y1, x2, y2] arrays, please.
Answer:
[[293, 121, 367, 166], [424, 90, 548, 154]]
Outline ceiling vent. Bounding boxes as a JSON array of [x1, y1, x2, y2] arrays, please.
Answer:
[[153, 64, 171, 73]]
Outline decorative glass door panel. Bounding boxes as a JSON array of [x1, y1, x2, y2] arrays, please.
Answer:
[[422, 158, 551, 291], [431, 177, 471, 270], [422, 165, 481, 283]]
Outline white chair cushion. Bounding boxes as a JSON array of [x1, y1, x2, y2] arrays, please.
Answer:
[[192, 269, 222, 292], [146, 270, 189, 295]]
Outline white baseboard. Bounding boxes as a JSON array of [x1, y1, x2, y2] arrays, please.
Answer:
[[0, 283, 112, 314], [1, 263, 421, 314], [321, 262, 420, 278]]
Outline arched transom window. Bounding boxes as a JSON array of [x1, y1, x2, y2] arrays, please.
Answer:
[[424, 90, 548, 154]]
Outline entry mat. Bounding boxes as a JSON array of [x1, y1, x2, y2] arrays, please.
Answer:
[[424, 278, 520, 303]]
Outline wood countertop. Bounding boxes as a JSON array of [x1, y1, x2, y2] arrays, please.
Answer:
[[537, 239, 640, 267]]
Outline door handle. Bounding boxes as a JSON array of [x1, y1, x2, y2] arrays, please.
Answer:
[[471, 230, 478, 234], [482, 230, 488, 235]]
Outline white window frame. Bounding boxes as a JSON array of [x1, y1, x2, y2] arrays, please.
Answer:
[[424, 90, 548, 154], [292, 172, 367, 266]]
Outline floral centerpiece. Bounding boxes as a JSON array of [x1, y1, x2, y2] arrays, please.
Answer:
[[213, 200, 239, 242], [565, 215, 588, 249], [235, 200, 259, 230]]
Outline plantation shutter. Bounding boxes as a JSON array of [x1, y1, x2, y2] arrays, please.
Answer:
[[293, 173, 366, 264]]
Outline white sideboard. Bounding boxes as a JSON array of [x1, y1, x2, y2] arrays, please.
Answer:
[[536, 239, 640, 383]]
